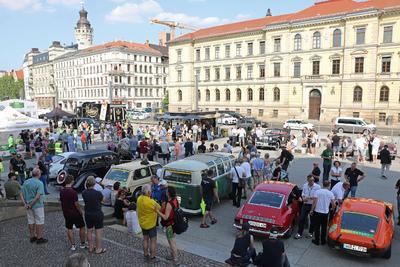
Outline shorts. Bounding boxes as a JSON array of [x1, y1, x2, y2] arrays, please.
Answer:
[[142, 226, 157, 238], [372, 148, 378, 156], [65, 215, 85, 230], [204, 198, 213, 211], [358, 148, 366, 156], [85, 213, 104, 229], [27, 207, 45, 225], [311, 143, 316, 148], [166, 225, 175, 240]]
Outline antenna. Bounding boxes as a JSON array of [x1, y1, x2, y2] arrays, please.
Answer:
[[80, 1, 85, 9]]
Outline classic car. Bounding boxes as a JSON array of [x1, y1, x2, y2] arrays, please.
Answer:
[[377, 141, 397, 160], [216, 114, 238, 125], [328, 198, 394, 259], [234, 181, 300, 238], [48, 152, 75, 180], [256, 128, 291, 150], [56, 150, 119, 191], [283, 119, 314, 130]]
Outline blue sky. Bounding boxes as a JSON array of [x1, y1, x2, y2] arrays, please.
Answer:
[[0, 0, 315, 70]]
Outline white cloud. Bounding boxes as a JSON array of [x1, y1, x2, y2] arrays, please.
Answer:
[[47, 0, 82, 5], [187, 0, 206, 2], [236, 13, 251, 20], [0, 0, 42, 10], [106, 0, 162, 23], [155, 12, 229, 27]]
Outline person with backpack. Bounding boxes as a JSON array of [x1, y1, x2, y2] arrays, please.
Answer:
[[155, 186, 181, 264]]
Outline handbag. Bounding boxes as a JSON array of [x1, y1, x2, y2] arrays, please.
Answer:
[[234, 166, 246, 188]]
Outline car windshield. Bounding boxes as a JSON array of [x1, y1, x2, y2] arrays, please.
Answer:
[[163, 169, 192, 184], [104, 169, 130, 182], [51, 155, 64, 163], [249, 191, 284, 208], [341, 212, 379, 238]]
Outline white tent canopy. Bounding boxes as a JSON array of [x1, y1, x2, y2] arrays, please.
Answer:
[[0, 105, 48, 132]]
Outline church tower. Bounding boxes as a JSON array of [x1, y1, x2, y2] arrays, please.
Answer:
[[74, 2, 93, 50]]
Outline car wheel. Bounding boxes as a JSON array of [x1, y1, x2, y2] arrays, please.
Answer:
[[363, 129, 369, 135], [275, 142, 280, 151], [383, 244, 391, 259], [338, 128, 344, 134]]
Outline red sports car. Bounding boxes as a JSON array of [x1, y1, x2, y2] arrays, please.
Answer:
[[328, 198, 394, 259], [234, 181, 300, 238]]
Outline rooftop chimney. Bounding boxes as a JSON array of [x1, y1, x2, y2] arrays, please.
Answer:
[[31, 48, 40, 53], [145, 40, 150, 46], [50, 41, 62, 48], [266, 8, 272, 17]]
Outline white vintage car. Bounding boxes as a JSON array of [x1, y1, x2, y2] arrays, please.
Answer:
[[283, 119, 314, 130], [216, 114, 238, 125]]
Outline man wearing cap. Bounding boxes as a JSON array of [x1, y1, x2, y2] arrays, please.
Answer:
[[255, 227, 289, 267], [14, 154, 27, 185], [94, 177, 103, 192], [4, 172, 21, 200], [101, 183, 113, 206]]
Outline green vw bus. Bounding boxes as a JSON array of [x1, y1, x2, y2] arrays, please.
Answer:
[[161, 153, 236, 214]]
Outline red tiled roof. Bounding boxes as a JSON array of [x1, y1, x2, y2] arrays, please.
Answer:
[[84, 41, 162, 55], [172, 0, 400, 43], [15, 69, 24, 80]]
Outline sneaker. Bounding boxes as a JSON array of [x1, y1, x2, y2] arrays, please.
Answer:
[[306, 233, 313, 239], [36, 238, 48, 244], [70, 244, 76, 251], [79, 243, 87, 249], [200, 223, 210, 228], [294, 234, 302, 239], [211, 219, 218, 225], [312, 239, 320, 246], [30, 237, 37, 243]]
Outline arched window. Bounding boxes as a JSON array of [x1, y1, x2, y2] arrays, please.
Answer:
[[215, 89, 220, 101], [294, 34, 302, 51], [247, 88, 253, 101], [236, 88, 242, 101], [332, 29, 342, 47], [226, 89, 231, 101], [178, 90, 182, 101], [380, 86, 389, 102], [273, 87, 280, 102], [313, 31, 321, 49], [197, 90, 201, 101], [259, 88, 265, 101], [353, 86, 362, 102], [206, 89, 210, 101]]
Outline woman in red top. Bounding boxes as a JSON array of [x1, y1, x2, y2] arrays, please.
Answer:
[[139, 139, 149, 159], [156, 186, 179, 263]]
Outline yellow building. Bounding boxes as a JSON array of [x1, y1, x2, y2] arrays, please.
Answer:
[[168, 0, 400, 126]]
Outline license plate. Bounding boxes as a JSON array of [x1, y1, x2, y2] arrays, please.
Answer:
[[248, 221, 266, 228], [343, 243, 367, 253]]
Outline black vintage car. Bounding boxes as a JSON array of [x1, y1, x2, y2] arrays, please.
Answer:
[[256, 128, 291, 150], [57, 150, 119, 191]]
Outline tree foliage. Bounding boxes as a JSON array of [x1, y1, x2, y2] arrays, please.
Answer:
[[161, 91, 169, 112], [0, 76, 23, 100]]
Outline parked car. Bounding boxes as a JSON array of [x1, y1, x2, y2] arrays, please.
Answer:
[[256, 128, 291, 150], [56, 150, 119, 191], [101, 159, 162, 200], [328, 198, 394, 259], [283, 119, 313, 130], [333, 117, 376, 134], [65, 117, 100, 133], [128, 111, 147, 120], [48, 152, 75, 180], [216, 114, 238, 125], [234, 181, 301, 238]]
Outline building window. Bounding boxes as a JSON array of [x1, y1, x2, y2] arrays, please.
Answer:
[[332, 59, 340, 75], [215, 67, 220, 81], [356, 27, 366, 45], [177, 49, 182, 62], [274, 63, 281, 77], [379, 86, 389, 102], [274, 38, 281, 52], [205, 68, 210, 81], [259, 88, 265, 101], [313, 32, 321, 49], [215, 89, 220, 101], [312, 61, 320, 75], [293, 62, 301, 77], [353, 86, 362, 102], [225, 44, 230, 58], [294, 34, 302, 51], [225, 66, 231, 80], [198, 90, 201, 101], [236, 108, 240, 114], [177, 70, 182, 82], [247, 109, 251, 116], [355, 57, 364, 73], [247, 65, 253, 79], [332, 29, 342, 47], [247, 42, 253, 55], [259, 41, 265, 55], [248, 88, 253, 101], [383, 26, 393, 43], [378, 113, 386, 122], [259, 64, 265, 78], [215, 46, 220, 59], [226, 88, 231, 101], [273, 87, 280, 102], [195, 69, 200, 80], [236, 66, 242, 80], [205, 47, 210, 60], [258, 109, 264, 117], [236, 43, 241, 56], [178, 90, 182, 101], [206, 89, 210, 101], [273, 109, 278, 118], [196, 49, 200, 61], [236, 88, 241, 101], [382, 57, 391, 73]]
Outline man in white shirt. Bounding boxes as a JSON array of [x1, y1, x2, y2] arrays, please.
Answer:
[[255, 125, 263, 139], [230, 160, 246, 207], [371, 134, 380, 163], [159, 138, 170, 164], [240, 157, 252, 198], [238, 127, 246, 147], [294, 175, 321, 239], [192, 124, 199, 142], [355, 134, 367, 163], [310, 180, 336, 246], [94, 177, 103, 192], [330, 181, 350, 204], [231, 127, 238, 147]]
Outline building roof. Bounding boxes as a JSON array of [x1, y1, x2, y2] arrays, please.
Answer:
[[15, 69, 24, 80], [172, 0, 400, 43], [85, 41, 162, 56], [149, 44, 169, 57]]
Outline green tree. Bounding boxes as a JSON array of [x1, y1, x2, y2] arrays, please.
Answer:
[[0, 76, 23, 100], [161, 91, 169, 112]]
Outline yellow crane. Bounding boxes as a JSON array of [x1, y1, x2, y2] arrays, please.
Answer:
[[150, 19, 198, 40]]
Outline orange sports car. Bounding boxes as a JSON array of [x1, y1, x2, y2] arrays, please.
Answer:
[[328, 198, 394, 259]]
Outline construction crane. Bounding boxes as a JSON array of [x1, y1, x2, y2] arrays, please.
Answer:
[[150, 19, 198, 41]]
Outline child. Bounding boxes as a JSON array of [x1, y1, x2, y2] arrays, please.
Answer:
[[125, 203, 141, 234]]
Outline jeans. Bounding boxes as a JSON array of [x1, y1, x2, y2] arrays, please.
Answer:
[[17, 173, 25, 185], [231, 182, 243, 207], [313, 212, 329, 244], [297, 204, 313, 236], [322, 163, 331, 182], [40, 174, 49, 194], [345, 186, 357, 198], [381, 164, 390, 177], [230, 247, 256, 265]]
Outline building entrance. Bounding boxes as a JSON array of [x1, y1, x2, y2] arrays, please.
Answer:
[[308, 89, 321, 120]]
